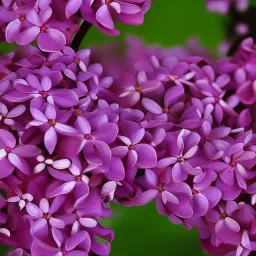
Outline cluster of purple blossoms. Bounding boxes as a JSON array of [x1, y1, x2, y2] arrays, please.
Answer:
[[0, 0, 152, 51], [1, 32, 256, 255], [90, 36, 256, 255], [2, 0, 256, 255]]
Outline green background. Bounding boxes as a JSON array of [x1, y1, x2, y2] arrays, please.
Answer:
[[0, 0, 224, 255]]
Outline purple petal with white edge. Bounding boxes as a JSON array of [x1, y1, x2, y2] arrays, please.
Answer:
[[157, 157, 177, 168], [50, 89, 79, 108], [75, 116, 91, 134], [39, 5, 53, 24], [96, 5, 115, 30], [172, 162, 188, 182], [79, 218, 97, 228], [162, 191, 179, 205], [134, 189, 159, 206], [44, 127, 58, 154], [30, 108, 48, 123], [46, 181, 76, 198], [45, 104, 56, 120], [101, 181, 117, 202], [52, 227, 64, 249], [26, 9, 42, 26], [225, 217, 240, 232], [164, 182, 192, 197], [145, 169, 158, 187], [39, 198, 49, 214], [7, 105, 26, 118], [41, 76, 52, 91], [49, 217, 65, 228], [170, 197, 193, 219], [127, 149, 138, 167], [0, 102, 8, 116], [48, 167, 73, 181], [52, 159, 71, 170], [65, 231, 88, 251], [55, 123, 78, 136], [26, 203, 43, 218], [0, 150, 7, 161], [66, 0, 83, 17], [8, 153, 31, 175], [191, 193, 209, 217], [118, 121, 145, 145], [16, 26, 40, 45], [142, 98, 162, 114], [6, 19, 22, 43]]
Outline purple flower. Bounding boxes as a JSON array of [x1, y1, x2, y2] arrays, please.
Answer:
[[29, 104, 78, 154], [7, 187, 33, 210], [114, 120, 157, 169], [0, 129, 41, 176], [157, 129, 202, 182], [0, 102, 25, 127], [78, 0, 152, 36], [31, 230, 91, 256], [27, 197, 66, 232], [7, 5, 68, 52], [5, 74, 79, 108]]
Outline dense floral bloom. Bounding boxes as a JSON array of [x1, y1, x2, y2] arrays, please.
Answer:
[[3, 2, 256, 252], [68, 0, 151, 35], [0, 0, 152, 51]]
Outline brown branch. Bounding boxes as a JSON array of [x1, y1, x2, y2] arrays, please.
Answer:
[[71, 20, 92, 51]]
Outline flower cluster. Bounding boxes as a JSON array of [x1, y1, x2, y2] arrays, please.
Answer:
[[0, 0, 152, 51], [91, 37, 256, 256], [1, 34, 256, 255]]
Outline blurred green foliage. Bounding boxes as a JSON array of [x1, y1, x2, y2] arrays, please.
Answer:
[[0, 0, 224, 255]]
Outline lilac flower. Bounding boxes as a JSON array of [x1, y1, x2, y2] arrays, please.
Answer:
[[27, 197, 66, 232], [7, 187, 33, 210], [157, 130, 203, 182], [119, 72, 162, 107], [29, 104, 78, 154], [205, 201, 242, 245], [0, 129, 41, 176], [46, 156, 90, 207], [58, 46, 91, 72], [207, 139, 256, 190], [0, 102, 25, 127], [5, 74, 79, 108], [62, 115, 118, 172], [78, 0, 152, 36], [195, 75, 237, 124], [7, 6, 68, 52], [34, 155, 71, 174], [115, 120, 157, 168], [31, 230, 91, 256]]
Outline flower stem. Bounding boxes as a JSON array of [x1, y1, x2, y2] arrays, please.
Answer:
[[71, 20, 92, 51]]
